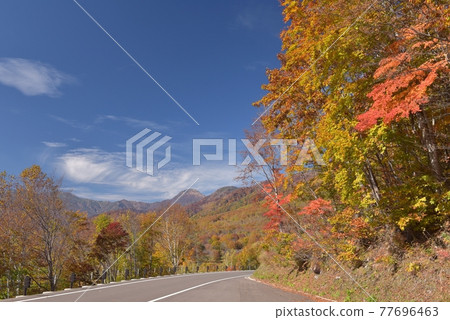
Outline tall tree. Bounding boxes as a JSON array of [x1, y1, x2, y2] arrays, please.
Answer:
[[16, 166, 72, 291], [92, 221, 130, 281], [159, 205, 191, 269]]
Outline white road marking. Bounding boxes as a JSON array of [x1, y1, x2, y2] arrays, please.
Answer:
[[14, 271, 251, 302], [148, 274, 248, 302]]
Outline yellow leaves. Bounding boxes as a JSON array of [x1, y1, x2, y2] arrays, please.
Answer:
[[412, 197, 427, 210], [20, 164, 43, 180], [406, 262, 421, 274], [397, 213, 423, 231], [361, 192, 376, 208]]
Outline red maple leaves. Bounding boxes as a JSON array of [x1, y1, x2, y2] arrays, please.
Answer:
[[356, 3, 448, 132], [263, 183, 292, 231], [297, 198, 333, 216]]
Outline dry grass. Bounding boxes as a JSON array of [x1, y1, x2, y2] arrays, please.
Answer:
[[254, 241, 450, 302]]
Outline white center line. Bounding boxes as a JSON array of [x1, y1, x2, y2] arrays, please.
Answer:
[[148, 274, 249, 302], [14, 272, 250, 302]]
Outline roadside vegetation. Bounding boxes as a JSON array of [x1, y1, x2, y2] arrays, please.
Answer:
[[248, 0, 449, 301]]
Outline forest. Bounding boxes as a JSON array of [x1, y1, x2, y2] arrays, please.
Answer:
[[248, 0, 449, 301]]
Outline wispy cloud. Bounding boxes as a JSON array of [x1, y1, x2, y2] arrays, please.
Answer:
[[42, 141, 67, 148], [236, 11, 258, 29], [232, 3, 281, 31], [50, 115, 92, 131], [0, 58, 74, 97], [244, 60, 270, 71], [57, 148, 239, 201], [95, 115, 168, 130]]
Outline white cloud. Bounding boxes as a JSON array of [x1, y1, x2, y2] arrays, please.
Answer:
[[0, 58, 73, 97], [42, 141, 67, 148], [57, 148, 240, 201], [95, 114, 168, 130], [49, 115, 91, 130]]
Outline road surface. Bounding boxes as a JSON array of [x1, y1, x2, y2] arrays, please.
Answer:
[[5, 271, 312, 302]]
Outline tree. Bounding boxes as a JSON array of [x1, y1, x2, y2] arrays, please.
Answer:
[[356, 1, 449, 183], [92, 221, 129, 281], [159, 205, 191, 269], [137, 212, 161, 274], [238, 122, 293, 232], [65, 211, 95, 284], [16, 165, 72, 291], [93, 213, 112, 234]]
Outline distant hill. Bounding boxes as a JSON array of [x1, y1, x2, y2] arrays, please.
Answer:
[[185, 186, 264, 216], [189, 186, 267, 237], [60, 185, 266, 217], [61, 189, 205, 217]]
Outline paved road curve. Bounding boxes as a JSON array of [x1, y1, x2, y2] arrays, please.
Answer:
[[5, 271, 312, 302]]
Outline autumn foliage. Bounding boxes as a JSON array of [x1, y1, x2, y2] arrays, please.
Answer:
[[252, 0, 449, 293]]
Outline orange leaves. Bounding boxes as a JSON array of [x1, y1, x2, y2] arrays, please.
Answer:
[[356, 2, 449, 132], [373, 53, 410, 79], [356, 57, 447, 131], [262, 182, 292, 231], [297, 198, 333, 216]]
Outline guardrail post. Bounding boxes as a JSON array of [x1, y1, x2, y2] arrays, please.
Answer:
[[196, 266, 199, 273], [23, 276, 31, 296], [185, 266, 188, 274], [206, 266, 209, 273], [70, 273, 76, 288], [124, 269, 129, 280], [6, 277, 10, 299]]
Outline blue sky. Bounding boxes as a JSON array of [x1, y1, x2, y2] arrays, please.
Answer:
[[0, 0, 283, 201]]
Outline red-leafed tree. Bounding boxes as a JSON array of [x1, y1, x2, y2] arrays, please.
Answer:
[[356, 1, 448, 181], [92, 221, 129, 281], [262, 182, 292, 231], [296, 199, 334, 250]]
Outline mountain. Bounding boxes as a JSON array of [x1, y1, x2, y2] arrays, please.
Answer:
[[61, 189, 205, 217], [185, 186, 264, 216], [60, 185, 265, 217]]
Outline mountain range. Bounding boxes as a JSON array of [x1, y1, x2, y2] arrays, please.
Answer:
[[61, 186, 263, 217]]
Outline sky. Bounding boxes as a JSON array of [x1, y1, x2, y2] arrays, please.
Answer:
[[0, 0, 284, 202]]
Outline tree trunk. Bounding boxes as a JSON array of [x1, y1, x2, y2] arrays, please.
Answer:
[[415, 110, 444, 181], [364, 159, 381, 204]]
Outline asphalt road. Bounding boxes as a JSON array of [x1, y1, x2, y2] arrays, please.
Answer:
[[5, 271, 312, 302]]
